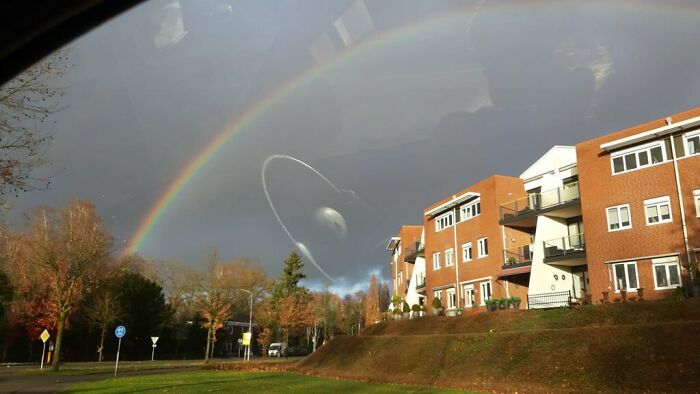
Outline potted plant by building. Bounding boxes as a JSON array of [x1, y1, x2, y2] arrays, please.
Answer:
[[505, 297, 512, 309], [391, 295, 404, 310], [498, 298, 507, 310], [411, 304, 421, 318], [446, 307, 457, 317], [431, 297, 444, 315], [507, 257, 518, 265], [392, 307, 402, 320], [485, 299, 495, 312], [511, 296, 521, 310], [402, 301, 411, 318]]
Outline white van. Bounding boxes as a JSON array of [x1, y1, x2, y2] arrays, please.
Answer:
[[267, 342, 288, 357]]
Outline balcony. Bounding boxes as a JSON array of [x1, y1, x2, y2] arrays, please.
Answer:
[[543, 233, 587, 266], [502, 244, 533, 269], [499, 182, 581, 226], [404, 241, 424, 263], [415, 274, 426, 291]]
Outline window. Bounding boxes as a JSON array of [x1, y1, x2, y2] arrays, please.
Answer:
[[694, 190, 700, 217], [686, 131, 700, 156], [652, 257, 681, 290], [479, 282, 492, 305], [606, 204, 631, 231], [463, 285, 474, 307], [432, 252, 441, 270], [611, 142, 665, 174], [459, 198, 481, 221], [612, 261, 639, 291], [433, 290, 442, 301], [462, 242, 473, 262], [435, 212, 454, 231], [644, 196, 672, 225], [444, 249, 454, 267], [477, 237, 488, 258], [446, 288, 456, 309]]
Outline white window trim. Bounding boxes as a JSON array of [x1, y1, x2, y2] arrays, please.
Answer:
[[435, 211, 454, 232], [462, 284, 474, 307], [459, 198, 481, 222], [651, 257, 682, 290], [446, 288, 456, 309], [462, 242, 473, 262], [444, 248, 454, 267], [432, 252, 441, 270], [684, 130, 700, 157], [694, 190, 700, 218], [644, 196, 672, 226], [610, 140, 666, 175], [606, 204, 632, 232], [479, 281, 492, 305], [612, 261, 640, 293], [477, 237, 488, 258], [433, 290, 442, 301]]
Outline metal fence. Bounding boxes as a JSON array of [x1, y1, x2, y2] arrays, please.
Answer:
[[527, 290, 572, 309]]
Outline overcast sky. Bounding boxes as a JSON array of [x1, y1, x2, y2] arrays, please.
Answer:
[[8, 0, 700, 294]]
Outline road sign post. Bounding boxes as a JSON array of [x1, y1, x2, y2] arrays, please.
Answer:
[[114, 326, 126, 377], [150, 337, 159, 361], [39, 329, 50, 371]]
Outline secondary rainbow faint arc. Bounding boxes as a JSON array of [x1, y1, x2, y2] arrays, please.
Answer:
[[124, 1, 695, 256]]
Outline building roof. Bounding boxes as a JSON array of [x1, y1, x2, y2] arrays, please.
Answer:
[[600, 115, 700, 151], [519, 145, 577, 181]]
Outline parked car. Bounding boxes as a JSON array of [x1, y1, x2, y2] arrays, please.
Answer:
[[267, 342, 288, 357]]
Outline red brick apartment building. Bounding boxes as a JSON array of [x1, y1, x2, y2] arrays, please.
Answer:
[[577, 108, 700, 301], [424, 175, 531, 311], [387, 225, 424, 304]]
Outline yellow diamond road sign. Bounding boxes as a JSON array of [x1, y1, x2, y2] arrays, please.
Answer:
[[40, 329, 50, 343]]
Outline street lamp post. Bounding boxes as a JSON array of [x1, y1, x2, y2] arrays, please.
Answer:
[[239, 289, 253, 362]]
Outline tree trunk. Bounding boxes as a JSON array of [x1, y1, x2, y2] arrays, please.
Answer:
[[52, 313, 66, 371], [98, 326, 106, 362], [204, 326, 212, 363]]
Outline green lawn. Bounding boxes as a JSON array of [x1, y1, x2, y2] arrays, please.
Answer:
[[65, 370, 464, 393]]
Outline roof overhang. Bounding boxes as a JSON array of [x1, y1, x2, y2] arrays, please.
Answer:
[[386, 237, 401, 251], [424, 192, 480, 217], [600, 116, 700, 152]]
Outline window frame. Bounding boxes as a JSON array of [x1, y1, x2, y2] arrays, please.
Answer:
[[463, 284, 474, 307], [433, 290, 442, 301], [610, 141, 666, 175], [446, 288, 456, 309], [606, 204, 632, 232], [435, 211, 454, 232], [612, 261, 639, 292], [462, 242, 473, 262], [651, 256, 682, 290], [459, 198, 481, 222], [694, 190, 700, 218], [684, 130, 700, 157], [479, 281, 492, 305], [477, 237, 488, 258], [432, 252, 441, 270], [444, 248, 454, 267], [644, 196, 672, 226]]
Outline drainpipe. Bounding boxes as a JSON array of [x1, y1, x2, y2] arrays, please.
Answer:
[[501, 224, 510, 298], [453, 206, 461, 308], [668, 133, 696, 297]]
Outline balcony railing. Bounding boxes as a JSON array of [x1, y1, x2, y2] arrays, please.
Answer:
[[503, 244, 533, 266], [404, 241, 425, 263], [415, 274, 426, 289], [500, 182, 580, 222], [543, 233, 585, 259]]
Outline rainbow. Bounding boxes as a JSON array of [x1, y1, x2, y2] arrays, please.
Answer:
[[124, 1, 696, 256]]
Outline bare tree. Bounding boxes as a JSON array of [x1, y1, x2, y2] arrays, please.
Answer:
[[84, 286, 123, 362], [27, 199, 112, 370], [0, 50, 70, 198]]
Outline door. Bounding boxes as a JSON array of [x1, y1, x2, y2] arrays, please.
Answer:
[[463, 284, 475, 307]]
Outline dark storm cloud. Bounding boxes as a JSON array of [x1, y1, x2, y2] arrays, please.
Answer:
[[9, 1, 700, 291]]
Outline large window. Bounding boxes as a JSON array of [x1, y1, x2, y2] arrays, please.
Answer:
[[446, 288, 456, 309], [611, 142, 665, 174], [694, 190, 700, 217], [652, 256, 681, 290], [463, 284, 474, 307], [685, 130, 700, 156], [459, 198, 481, 221], [444, 249, 454, 267], [606, 204, 631, 231], [477, 237, 488, 258], [479, 282, 492, 305], [462, 242, 473, 262], [432, 252, 441, 270], [644, 196, 672, 225], [612, 261, 639, 291], [435, 212, 454, 231]]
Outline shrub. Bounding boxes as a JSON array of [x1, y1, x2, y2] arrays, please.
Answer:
[[391, 295, 404, 309], [411, 304, 421, 312], [432, 297, 443, 310], [511, 296, 521, 304], [507, 257, 518, 264], [402, 301, 410, 313], [392, 307, 402, 315]]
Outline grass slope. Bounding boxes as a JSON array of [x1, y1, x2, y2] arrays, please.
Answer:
[[64, 370, 466, 393], [298, 299, 700, 393]]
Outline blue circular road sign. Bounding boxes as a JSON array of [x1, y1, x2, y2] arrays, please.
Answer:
[[115, 326, 126, 338]]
